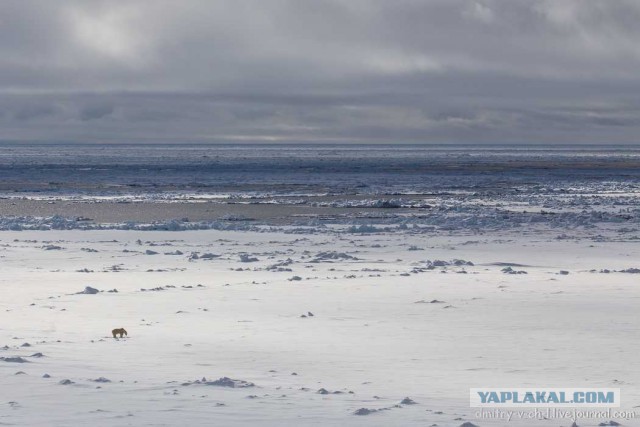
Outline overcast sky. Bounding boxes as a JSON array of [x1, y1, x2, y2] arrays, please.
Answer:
[[2, 0, 640, 144]]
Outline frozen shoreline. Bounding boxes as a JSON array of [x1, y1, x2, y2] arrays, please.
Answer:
[[0, 190, 638, 239]]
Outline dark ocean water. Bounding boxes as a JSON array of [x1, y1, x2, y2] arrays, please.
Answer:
[[1, 143, 639, 196]]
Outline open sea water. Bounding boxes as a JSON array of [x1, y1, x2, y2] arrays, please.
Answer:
[[1, 143, 639, 197]]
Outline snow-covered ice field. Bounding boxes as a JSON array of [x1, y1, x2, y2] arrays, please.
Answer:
[[1, 143, 639, 426], [1, 228, 639, 426]]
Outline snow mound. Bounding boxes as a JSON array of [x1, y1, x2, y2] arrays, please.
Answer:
[[77, 286, 100, 294], [426, 259, 474, 268], [43, 244, 63, 250], [164, 250, 183, 255], [205, 377, 255, 388], [183, 377, 255, 388], [353, 408, 378, 416], [0, 356, 29, 363], [311, 251, 359, 262], [501, 266, 528, 275]]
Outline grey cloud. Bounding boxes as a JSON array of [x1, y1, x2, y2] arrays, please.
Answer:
[[13, 103, 59, 121], [80, 103, 114, 121], [1, 1, 640, 143]]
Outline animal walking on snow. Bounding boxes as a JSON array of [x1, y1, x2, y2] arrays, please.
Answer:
[[112, 328, 127, 338]]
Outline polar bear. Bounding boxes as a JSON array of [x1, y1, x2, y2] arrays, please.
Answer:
[[112, 328, 128, 338]]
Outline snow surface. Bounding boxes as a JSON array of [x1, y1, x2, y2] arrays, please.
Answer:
[[1, 228, 639, 426]]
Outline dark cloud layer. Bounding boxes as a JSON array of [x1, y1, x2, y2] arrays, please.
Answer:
[[2, 0, 640, 144]]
